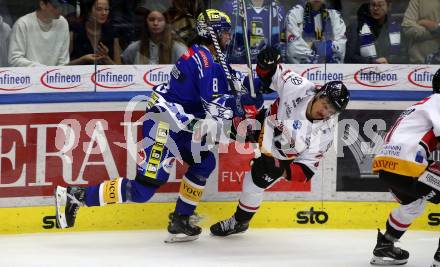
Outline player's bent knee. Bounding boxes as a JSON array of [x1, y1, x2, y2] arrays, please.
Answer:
[[128, 180, 159, 203], [187, 151, 216, 178], [394, 199, 426, 222], [201, 151, 216, 174]]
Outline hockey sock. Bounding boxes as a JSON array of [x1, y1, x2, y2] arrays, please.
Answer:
[[85, 178, 158, 206], [234, 205, 255, 222], [174, 174, 206, 215], [385, 219, 406, 240], [234, 171, 265, 221]]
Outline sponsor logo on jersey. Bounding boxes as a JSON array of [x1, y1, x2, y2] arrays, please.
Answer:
[[92, 67, 135, 89], [143, 67, 171, 87], [0, 70, 31, 91], [381, 144, 402, 157], [407, 67, 434, 89], [198, 49, 210, 68], [353, 67, 398, 87], [300, 67, 343, 86], [40, 69, 82, 90], [373, 158, 398, 170]]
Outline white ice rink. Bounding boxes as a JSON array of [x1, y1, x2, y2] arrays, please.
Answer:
[[0, 229, 437, 267]]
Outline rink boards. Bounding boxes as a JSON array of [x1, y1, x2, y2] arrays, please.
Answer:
[[0, 201, 438, 234], [0, 65, 439, 234]]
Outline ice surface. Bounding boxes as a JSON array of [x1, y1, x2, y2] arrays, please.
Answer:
[[0, 229, 437, 267]]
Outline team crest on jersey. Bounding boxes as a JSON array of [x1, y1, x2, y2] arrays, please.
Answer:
[[292, 120, 302, 130]]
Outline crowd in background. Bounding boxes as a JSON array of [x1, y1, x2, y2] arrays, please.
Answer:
[[0, 0, 439, 67]]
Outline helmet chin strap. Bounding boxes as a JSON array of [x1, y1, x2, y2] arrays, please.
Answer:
[[306, 96, 316, 121]]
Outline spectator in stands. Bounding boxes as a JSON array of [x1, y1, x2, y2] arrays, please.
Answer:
[[401, 0, 440, 64], [285, 0, 346, 64], [165, 0, 202, 46], [8, 0, 70, 67], [121, 9, 187, 64], [69, 0, 121, 65], [0, 15, 11, 67], [345, 0, 407, 64], [218, 0, 286, 64], [110, 0, 138, 50]]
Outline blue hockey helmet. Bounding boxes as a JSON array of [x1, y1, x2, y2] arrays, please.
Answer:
[[196, 9, 232, 39]]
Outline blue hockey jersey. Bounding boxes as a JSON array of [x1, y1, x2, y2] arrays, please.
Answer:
[[152, 44, 262, 127]]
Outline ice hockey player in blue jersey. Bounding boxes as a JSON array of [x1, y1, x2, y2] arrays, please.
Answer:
[[54, 9, 263, 242]]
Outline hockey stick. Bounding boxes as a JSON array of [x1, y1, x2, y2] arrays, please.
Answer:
[[238, 0, 256, 98], [201, 8, 261, 158], [236, 1, 261, 157]]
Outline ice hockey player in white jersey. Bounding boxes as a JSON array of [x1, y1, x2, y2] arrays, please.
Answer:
[[370, 68, 440, 266], [210, 46, 350, 236]]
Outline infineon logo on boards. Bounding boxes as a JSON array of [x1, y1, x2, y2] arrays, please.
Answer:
[[353, 67, 398, 88], [407, 67, 434, 89], [143, 66, 171, 87], [0, 70, 31, 91], [300, 66, 343, 86], [92, 67, 135, 89], [40, 68, 82, 90]]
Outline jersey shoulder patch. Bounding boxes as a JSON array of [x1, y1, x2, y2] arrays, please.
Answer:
[[181, 48, 196, 61]]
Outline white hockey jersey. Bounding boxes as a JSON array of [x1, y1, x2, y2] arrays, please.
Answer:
[[260, 65, 336, 176], [373, 95, 440, 177]]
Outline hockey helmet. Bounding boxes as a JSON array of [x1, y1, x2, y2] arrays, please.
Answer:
[[433, 68, 440, 94], [317, 81, 350, 112], [196, 9, 232, 39]]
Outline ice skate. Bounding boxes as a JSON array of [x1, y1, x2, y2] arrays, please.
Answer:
[[164, 212, 202, 243], [54, 186, 85, 229], [210, 215, 249, 237], [370, 230, 409, 265], [431, 238, 440, 267]]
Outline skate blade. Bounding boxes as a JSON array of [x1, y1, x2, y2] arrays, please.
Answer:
[[54, 186, 68, 229], [164, 233, 200, 243], [370, 256, 408, 265], [209, 230, 247, 237], [431, 259, 440, 267]]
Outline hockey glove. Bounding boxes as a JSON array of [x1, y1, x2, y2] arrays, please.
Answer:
[[256, 47, 281, 88], [250, 154, 286, 188]]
